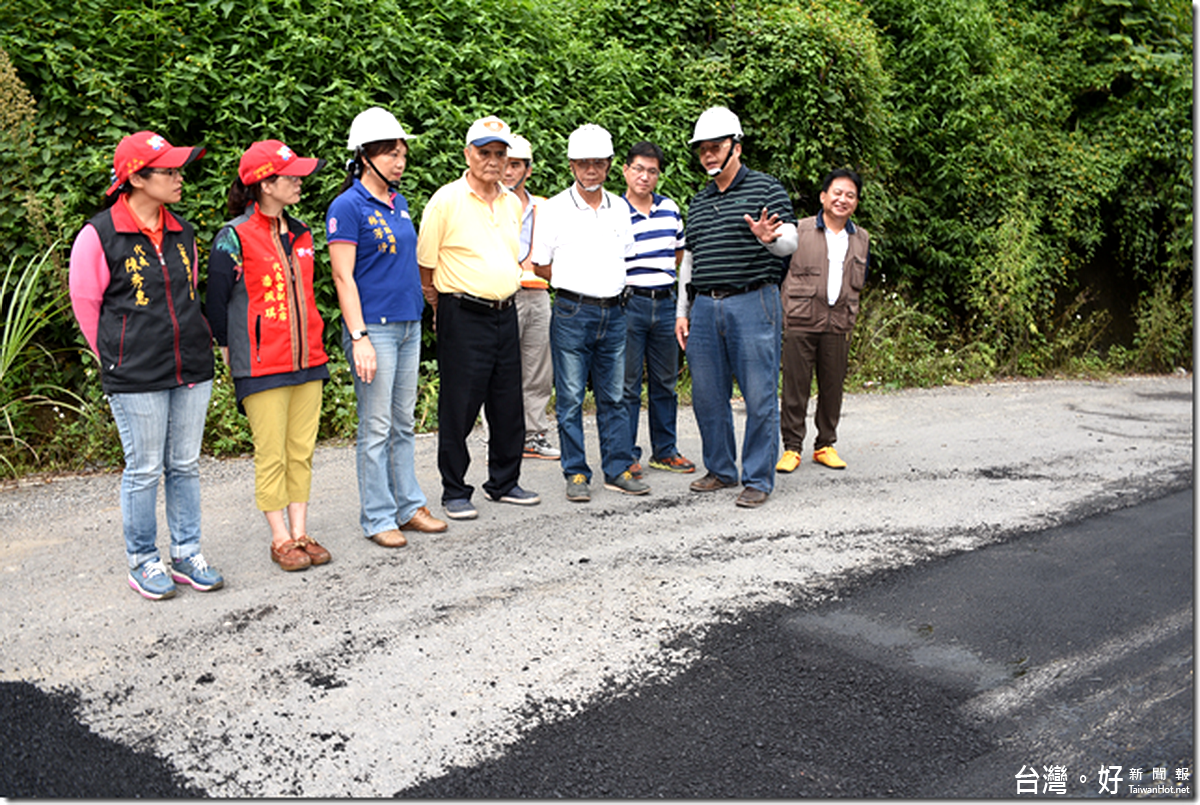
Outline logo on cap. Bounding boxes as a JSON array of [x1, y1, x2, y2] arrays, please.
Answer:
[[276, 144, 295, 162], [146, 135, 167, 151], [483, 120, 504, 132]]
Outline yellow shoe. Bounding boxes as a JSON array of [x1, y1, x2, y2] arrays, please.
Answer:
[[776, 450, 802, 473], [812, 446, 847, 469]]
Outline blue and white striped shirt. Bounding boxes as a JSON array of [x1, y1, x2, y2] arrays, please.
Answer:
[[623, 192, 685, 289]]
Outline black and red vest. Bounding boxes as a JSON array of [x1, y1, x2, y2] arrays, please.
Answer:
[[89, 203, 214, 393], [213, 205, 327, 380]]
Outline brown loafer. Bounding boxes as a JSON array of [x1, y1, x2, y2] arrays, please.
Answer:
[[735, 487, 769, 508], [690, 472, 736, 493], [271, 539, 312, 571], [370, 529, 408, 548], [400, 506, 448, 534], [293, 535, 331, 565]]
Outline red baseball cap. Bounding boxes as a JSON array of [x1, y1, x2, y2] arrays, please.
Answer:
[[107, 130, 205, 196], [238, 139, 324, 185]]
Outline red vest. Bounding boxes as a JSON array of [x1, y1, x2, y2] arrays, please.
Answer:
[[216, 206, 327, 379]]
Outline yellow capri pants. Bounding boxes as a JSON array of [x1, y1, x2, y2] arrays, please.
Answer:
[[242, 380, 323, 512]]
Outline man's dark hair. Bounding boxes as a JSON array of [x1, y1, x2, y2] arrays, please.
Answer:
[[625, 141, 666, 170], [822, 167, 862, 196]]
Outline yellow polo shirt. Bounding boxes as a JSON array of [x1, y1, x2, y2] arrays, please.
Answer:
[[416, 172, 522, 300]]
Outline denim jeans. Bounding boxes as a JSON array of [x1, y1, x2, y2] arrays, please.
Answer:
[[108, 380, 212, 568], [623, 292, 681, 463], [551, 295, 633, 482], [685, 284, 782, 493], [343, 321, 427, 536]]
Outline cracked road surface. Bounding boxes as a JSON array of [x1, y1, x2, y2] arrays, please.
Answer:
[[0, 376, 1192, 796]]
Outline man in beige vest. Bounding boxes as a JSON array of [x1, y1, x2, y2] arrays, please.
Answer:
[[777, 168, 869, 472]]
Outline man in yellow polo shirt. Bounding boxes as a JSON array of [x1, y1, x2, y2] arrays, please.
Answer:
[[418, 115, 540, 520]]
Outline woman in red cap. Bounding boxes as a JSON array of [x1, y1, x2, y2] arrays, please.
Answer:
[[69, 130, 223, 600], [206, 140, 331, 572]]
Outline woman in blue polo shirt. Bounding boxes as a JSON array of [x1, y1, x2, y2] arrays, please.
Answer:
[[326, 107, 446, 546]]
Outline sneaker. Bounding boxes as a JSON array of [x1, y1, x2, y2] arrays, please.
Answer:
[[523, 434, 561, 460], [170, 553, 225, 591], [649, 454, 696, 473], [776, 449, 802, 473], [629, 462, 644, 479], [128, 558, 176, 600], [813, 446, 847, 470], [444, 498, 479, 520], [604, 471, 650, 496], [566, 474, 591, 502], [489, 485, 541, 505]]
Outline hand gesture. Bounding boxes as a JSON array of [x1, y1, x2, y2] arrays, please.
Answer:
[[744, 207, 781, 243]]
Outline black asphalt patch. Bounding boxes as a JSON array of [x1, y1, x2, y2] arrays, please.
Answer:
[[401, 488, 1193, 798], [0, 681, 204, 797]]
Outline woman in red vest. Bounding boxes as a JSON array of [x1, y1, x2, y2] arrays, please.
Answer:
[[69, 130, 223, 600], [206, 140, 330, 572]]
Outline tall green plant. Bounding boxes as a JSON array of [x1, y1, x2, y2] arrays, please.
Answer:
[[0, 244, 84, 473]]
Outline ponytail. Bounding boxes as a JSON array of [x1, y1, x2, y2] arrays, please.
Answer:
[[227, 177, 260, 217]]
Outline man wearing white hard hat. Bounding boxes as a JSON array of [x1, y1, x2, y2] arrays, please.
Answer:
[[675, 106, 798, 508], [503, 135, 559, 462], [417, 115, 540, 520], [531, 124, 648, 502]]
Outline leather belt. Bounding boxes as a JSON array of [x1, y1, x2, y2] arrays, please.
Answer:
[[629, 285, 675, 300], [694, 279, 771, 299], [556, 288, 625, 308], [451, 292, 515, 311]]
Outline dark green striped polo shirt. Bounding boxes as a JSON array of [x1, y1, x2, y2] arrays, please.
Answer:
[[684, 166, 796, 291]]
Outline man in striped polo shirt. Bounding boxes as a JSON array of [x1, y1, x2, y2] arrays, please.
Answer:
[[620, 141, 696, 478], [675, 107, 798, 508]]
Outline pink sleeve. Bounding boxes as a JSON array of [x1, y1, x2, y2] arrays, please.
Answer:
[[68, 224, 110, 358]]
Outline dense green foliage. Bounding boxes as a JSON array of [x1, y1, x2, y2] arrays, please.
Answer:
[[0, 0, 1191, 474]]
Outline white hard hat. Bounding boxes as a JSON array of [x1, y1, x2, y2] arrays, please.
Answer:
[[347, 107, 413, 151], [688, 106, 743, 145], [508, 134, 533, 161], [465, 115, 513, 148], [567, 124, 614, 160]]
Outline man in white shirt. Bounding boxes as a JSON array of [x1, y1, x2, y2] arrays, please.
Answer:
[[531, 124, 649, 502], [777, 168, 870, 472]]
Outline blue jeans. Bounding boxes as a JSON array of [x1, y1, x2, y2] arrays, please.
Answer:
[[685, 284, 782, 493], [343, 321, 427, 536], [108, 380, 212, 568], [551, 295, 633, 482], [623, 292, 681, 463]]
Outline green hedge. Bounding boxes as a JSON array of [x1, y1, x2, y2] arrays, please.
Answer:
[[0, 0, 1191, 473]]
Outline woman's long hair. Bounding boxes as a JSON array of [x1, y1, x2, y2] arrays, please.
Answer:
[[227, 177, 261, 217]]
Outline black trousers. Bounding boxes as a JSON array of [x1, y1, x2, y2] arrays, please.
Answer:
[[436, 296, 525, 503]]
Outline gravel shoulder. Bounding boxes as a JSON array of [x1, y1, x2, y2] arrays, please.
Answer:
[[0, 376, 1192, 796]]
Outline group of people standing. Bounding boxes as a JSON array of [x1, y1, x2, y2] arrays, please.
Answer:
[[68, 105, 868, 601]]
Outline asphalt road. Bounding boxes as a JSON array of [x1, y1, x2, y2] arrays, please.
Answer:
[[401, 489, 1193, 798], [0, 375, 1192, 797]]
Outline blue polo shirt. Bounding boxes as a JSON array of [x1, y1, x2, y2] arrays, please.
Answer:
[[325, 178, 424, 323]]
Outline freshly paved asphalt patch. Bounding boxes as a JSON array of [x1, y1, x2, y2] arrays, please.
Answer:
[[0, 376, 1191, 796], [402, 489, 1193, 798]]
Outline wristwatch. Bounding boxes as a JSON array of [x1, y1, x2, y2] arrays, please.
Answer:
[[350, 329, 368, 341]]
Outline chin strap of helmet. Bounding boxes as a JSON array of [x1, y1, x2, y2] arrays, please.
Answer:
[[359, 151, 400, 192], [704, 136, 738, 177]]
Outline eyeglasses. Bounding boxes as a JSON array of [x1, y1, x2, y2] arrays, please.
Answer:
[[145, 167, 182, 178], [627, 165, 660, 178], [573, 159, 610, 170]]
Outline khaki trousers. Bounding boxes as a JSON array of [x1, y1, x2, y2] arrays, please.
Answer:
[[243, 380, 323, 512]]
